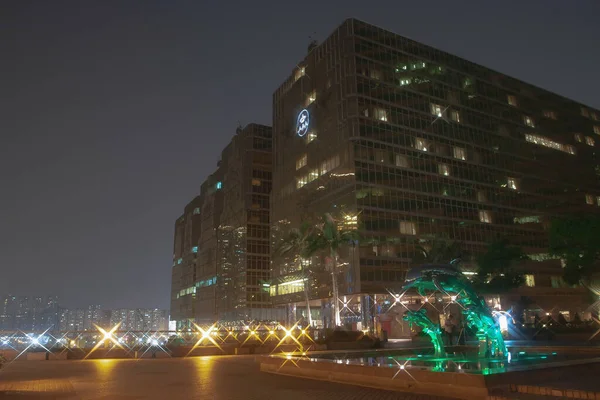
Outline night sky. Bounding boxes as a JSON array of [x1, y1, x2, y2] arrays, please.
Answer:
[[2, 1, 599, 310]]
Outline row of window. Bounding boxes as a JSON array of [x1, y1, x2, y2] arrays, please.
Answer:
[[524, 134, 576, 155], [585, 194, 600, 206], [296, 154, 341, 188], [581, 107, 599, 121], [574, 134, 596, 146]]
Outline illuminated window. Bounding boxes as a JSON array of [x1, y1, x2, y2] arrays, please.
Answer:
[[438, 163, 450, 176], [306, 90, 316, 106], [430, 103, 443, 117], [543, 110, 557, 120], [320, 154, 340, 175], [306, 132, 317, 144], [507, 177, 518, 190], [177, 258, 182, 265], [523, 116, 535, 128], [374, 107, 388, 121], [463, 77, 473, 88], [477, 191, 487, 202], [216, 181, 222, 190], [574, 133, 583, 143], [597, 196, 600, 207], [450, 110, 461, 122], [479, 210, 492, 223], [399, 78, 412, 86], [525, 134, 575, 155], [524, 275, 535, 287], [591, 112, 598, 121], [192, 246, 198, 253], [415, 138, 428, 151], [294, 66, 305, 82], [507, 95, 517, 106], [581, 107, 589, 117], [399, 221, 416, 235], [296, 154, 307, 170], [193, 207, 200, 215], [307, 168, 319, 182], [369, 69, 381, 80], [343, 213, 358, 229], [453, 146, 466, 160], [296, 176, 308, 189], [585, 136, 595, 146], [395, 154, 409, 168], [586, 194, 594, 205], [594, 126, 600, 135], [251, 178, 261, 186]]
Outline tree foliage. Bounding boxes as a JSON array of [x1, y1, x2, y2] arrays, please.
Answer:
[[548, 214, 600, 285], [411, 236, 464, 266], [475, 239, 526, 293]]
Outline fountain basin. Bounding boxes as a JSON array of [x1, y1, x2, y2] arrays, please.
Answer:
[[258, 346, 600, 399]]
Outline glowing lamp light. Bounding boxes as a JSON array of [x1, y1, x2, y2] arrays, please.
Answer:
[[498, 315, 508, 333], [296, 109, 310, 137], [31, 337, 40, 346], [151, 339, 158, 346], [286, 354, 292, 360], [269, 330, 275, 335], [400, 365, 405, 370], [450, 296, 457, 301]]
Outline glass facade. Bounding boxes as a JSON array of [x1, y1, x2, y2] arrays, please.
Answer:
[[271, 19, 599, 327]]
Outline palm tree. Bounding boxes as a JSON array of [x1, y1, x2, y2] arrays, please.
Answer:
[[277, 221, 316, 326], [311, 213, 360, 327]]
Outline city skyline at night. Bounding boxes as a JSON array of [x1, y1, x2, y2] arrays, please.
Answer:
[[3, 1, 600, 309]]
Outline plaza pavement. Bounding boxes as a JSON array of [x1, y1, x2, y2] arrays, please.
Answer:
[[0, 356, 455, 399]]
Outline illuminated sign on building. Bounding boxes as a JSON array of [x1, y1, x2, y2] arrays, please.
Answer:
[[296, 109, 310, 137]]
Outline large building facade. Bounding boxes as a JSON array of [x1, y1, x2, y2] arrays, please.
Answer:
[[270, 19, 600, 330], [170, 124, 284, 328]]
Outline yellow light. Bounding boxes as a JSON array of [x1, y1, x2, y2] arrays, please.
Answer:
[[286, 354, 292, 360], [269, 330, 274, 335], [250, 331, 256, 336]]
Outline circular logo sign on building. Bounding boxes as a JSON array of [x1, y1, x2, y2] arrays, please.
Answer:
[[296, 109, 310, 137]]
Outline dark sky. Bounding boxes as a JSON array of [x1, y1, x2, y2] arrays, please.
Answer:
[[2, 1, 599, 310]]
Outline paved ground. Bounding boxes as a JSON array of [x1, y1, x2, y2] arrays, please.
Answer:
[[0, 356, 455, 400]]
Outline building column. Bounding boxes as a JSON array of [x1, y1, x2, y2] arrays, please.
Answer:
[[321, 299, 332, 329], [287, 303, 297, 326], [360, 294, 374, 332]]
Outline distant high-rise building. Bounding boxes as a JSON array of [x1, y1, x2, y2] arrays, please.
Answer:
[[170, 196, 203, 330], [170, 124, 285, 327], [58, 304, 103, 331], [0, 295, 60, 331], [108, 309, 167, 331]]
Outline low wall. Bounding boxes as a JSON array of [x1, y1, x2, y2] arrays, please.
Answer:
[[259, 354, 600, 400], [259, 355, 490, 399]]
